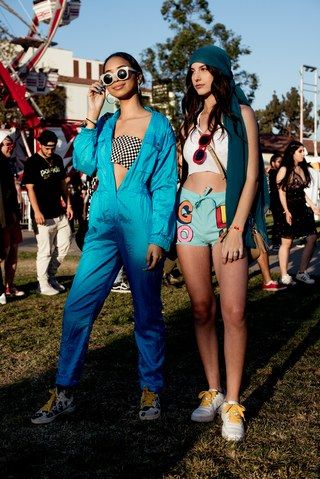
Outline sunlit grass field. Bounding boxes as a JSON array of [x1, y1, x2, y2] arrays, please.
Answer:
[[0, 250, 319, 478]]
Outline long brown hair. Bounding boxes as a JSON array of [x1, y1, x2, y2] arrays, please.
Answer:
[[278, 140, 311, 190], [179, 65, 234, 146]]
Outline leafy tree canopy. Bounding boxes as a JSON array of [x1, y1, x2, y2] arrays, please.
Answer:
[[36, 86, 66, 121], [255, 87, 315, 137], [0, 36, 21, 126], [141, 0, 258, 125]]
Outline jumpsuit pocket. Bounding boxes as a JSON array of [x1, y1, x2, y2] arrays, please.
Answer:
[[88, 191, 112, 225]]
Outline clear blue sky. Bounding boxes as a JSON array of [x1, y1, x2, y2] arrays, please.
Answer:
[[3, 0, 320, 110]]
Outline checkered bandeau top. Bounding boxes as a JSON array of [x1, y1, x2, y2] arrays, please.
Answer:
[[111, 135, 142, 170]]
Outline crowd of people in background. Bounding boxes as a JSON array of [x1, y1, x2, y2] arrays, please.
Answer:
[[3, 136, 318, 301], [0, 45, 319, 443]]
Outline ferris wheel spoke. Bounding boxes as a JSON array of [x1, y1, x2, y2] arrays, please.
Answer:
[[0, 0, 36, 33], [25, 0, 68, 71], [17, 0, 39, 33]]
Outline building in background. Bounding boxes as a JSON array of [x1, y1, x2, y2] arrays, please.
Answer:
[[19, 46, 173, 120], [21, 46, 117, 119]]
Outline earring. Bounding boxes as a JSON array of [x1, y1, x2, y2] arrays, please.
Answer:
[[107, 93, 116, 104], [138, 84, 141, 95]]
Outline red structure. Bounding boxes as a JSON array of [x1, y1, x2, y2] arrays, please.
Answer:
[[0, 1, 81, 151]]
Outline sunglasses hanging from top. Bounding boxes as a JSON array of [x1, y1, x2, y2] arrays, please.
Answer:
[[193, 133, 213, 164]]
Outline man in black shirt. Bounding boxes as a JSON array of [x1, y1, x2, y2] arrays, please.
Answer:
[[23, 130, 73, 295]]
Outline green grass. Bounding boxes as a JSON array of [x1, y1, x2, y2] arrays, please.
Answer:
[[0, 251, 319, 478]]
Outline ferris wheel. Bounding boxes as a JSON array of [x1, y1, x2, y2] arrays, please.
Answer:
[[0, 0, 81, 164], [0, 1, 81, 129], [0, 1, 81, 70]]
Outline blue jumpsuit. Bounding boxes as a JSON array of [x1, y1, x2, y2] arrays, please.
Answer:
[[56, 108, 177, 393]]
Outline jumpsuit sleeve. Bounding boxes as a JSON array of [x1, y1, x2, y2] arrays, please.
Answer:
[[149, 122, 178, 251], [73, 126, 100, 176]]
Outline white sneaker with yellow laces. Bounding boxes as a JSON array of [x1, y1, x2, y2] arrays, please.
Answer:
[[191, 389, 225, 422], [221, 401, 246, 442]]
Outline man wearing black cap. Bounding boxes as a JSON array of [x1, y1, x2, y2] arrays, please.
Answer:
[[23, 130, 73, 295]]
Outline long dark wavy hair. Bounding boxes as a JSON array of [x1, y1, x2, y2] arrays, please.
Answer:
[[179, 65, 235, 146], [278, 140, 311, 190]]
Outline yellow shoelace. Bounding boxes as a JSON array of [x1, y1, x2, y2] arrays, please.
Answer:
[[198, 390, 219, 407], [141, 388, 157, 407], [223, 403, 246, 423], [41, 389, 58, 412]]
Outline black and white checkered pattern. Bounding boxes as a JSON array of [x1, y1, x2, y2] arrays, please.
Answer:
[[111, 135, 142, 170]]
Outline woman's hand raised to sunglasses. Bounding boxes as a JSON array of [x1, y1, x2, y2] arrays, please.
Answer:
[[86, 81, 107, 124]]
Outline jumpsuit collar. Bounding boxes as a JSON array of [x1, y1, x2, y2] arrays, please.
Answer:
[[101, 107, 156, 193]]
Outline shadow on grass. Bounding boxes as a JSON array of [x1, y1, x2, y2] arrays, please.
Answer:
[[244, 317, 320, 419], [0, 278, 319, 478]]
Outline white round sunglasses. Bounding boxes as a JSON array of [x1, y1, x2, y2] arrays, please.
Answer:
[[100, 66, 137, 86]]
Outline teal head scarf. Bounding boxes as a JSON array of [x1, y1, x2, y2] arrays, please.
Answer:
[[189, 45, 269, 247]]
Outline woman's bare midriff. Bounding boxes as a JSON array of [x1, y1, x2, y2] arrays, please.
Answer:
[[114, 163, 128, 189], [183, 172, 226, 194]]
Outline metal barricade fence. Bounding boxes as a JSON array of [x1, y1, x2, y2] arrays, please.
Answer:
[[20, 191, 33, 231]]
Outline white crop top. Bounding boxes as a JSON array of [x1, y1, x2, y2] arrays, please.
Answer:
[[183, 118, 228, 176]]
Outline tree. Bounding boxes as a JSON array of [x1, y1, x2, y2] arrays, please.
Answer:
[[0, 32, 22, 126], [36, 86, 67, 121], [0, 24, 16, 63], [255, 87, 315, 137], [255, 92, 283, 135], [141, 0, 258, 127]]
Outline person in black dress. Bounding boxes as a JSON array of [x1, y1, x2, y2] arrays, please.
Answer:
[[276, 141, 319, 285], [268, 152, 282, 249]]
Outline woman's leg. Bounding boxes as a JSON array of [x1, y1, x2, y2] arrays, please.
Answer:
[[212, 242, 248, 402], [299, 233, 317, 272], [0, 261, 5, 297], [123, 246, 165, 394], [56, 238, 122, 387], [31, 233, 123, 424], [256, 250, 272, 284], [278, 237, 293, 277], [177, 244, 220, 389], [4, 243, 18, 289]]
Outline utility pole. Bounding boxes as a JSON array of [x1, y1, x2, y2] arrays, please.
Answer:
[[299, 65, 318, 158]]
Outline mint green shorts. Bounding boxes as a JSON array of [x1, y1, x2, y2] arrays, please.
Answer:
[[176, 187, 226, 246]]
